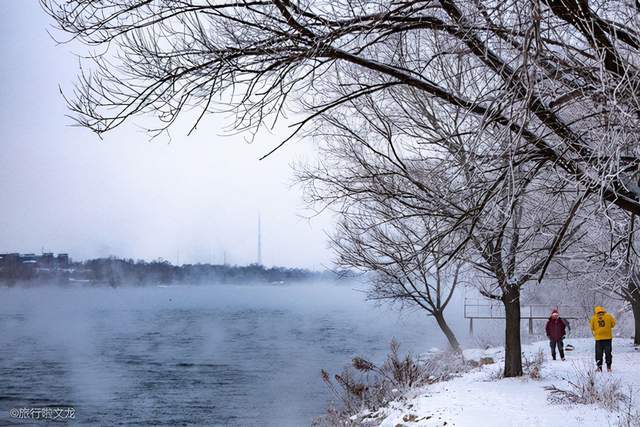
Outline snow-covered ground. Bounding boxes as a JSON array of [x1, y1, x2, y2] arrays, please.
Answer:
[[377, 338, 640, 427]]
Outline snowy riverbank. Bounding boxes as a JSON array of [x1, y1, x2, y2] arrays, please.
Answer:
[[367, 338, 639, 427]]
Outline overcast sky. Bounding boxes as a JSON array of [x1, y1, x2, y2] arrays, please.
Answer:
[[0, 1, 334, 269]]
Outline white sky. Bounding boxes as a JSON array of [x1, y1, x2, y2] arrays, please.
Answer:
[[0, 1, 334, 269]]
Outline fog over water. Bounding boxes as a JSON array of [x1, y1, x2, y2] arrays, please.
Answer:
[[0, 283, 466, 426]]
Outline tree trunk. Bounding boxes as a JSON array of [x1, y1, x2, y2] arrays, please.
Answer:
[[627, 279, 640, 346], [502, 285, 523, 377], [631, 296, 640, 347], [433, 310, 461, 352]]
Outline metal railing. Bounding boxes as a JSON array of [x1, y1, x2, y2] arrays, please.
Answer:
[[464, 301, 584, 335]]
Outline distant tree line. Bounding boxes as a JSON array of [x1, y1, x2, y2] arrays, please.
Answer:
[[0, 255, 342, 287]]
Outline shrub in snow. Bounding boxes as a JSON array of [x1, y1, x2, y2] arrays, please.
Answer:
[[523, 349, 545, 380], [313, 339, 469, 426], [486, 369, 504, 381], [615, 387, 640, 427], [545, 363, 628, 411]]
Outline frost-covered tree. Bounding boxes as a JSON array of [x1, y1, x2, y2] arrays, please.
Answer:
[[331, 211, 466, 352], [42, 0, 640, 375], [569, 211, 640, 345], [299, 84, 587, 376], [603, 216, 640, 346], [42, 0, 640, 213]]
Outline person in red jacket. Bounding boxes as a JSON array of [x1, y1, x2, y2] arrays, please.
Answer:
[[545, 308, 570, 361]]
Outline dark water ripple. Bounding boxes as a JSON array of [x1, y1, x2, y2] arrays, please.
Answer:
[[0, 284, 444, 426]]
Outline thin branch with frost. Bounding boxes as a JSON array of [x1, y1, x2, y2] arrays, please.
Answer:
[[42, 0, 640, 214]]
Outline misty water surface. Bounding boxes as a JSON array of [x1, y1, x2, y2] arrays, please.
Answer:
[[0, 282, 455, 426]]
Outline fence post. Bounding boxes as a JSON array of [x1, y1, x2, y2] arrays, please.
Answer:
[[469, 318, 474, 336], [528, 306, 534, 335]]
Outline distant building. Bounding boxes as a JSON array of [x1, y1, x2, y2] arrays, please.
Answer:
[[21, 254, 39, 265], [0, 252, 70, 269], [0, 253, 19, 265], [40, 253, 55, 267], [56, 254, 69, 267]]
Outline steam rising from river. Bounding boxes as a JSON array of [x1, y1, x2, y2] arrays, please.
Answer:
[[1, 282, 474, 425]]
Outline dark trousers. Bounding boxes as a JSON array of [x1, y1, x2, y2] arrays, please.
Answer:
[[549, 339, 564, 360], [595, 339, 612, 369]]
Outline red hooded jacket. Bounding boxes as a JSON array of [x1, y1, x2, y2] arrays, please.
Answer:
[[545, 317, 567, 341]]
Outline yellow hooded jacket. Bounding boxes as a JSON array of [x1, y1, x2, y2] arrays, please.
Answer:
[[589, 306, 616, 341]]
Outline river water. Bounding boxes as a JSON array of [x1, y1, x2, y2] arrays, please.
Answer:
[[0, 283, 447, 426]]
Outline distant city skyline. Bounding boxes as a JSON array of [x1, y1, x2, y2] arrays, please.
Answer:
[[0, 2, 334, 269], [3, 213, 280, 268], [2, 214, 288, 267]]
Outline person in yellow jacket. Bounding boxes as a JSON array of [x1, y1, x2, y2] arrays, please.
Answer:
[[589, 306, 616, 372]]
